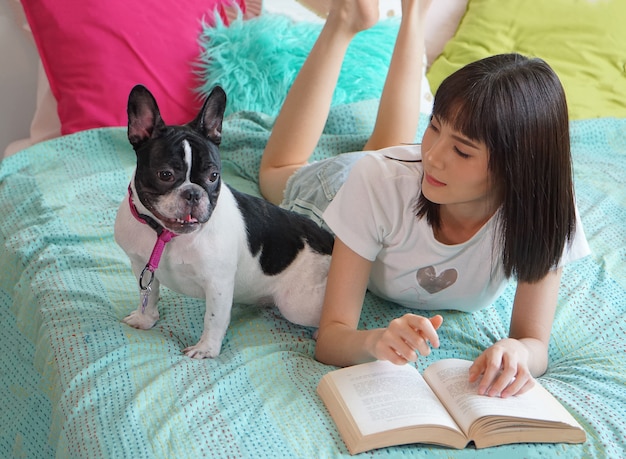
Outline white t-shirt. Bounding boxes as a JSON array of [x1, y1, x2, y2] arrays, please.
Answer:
[[322, 146, 591, 312]]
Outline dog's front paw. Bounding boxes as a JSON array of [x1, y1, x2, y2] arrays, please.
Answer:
[[123, 310, 159, 330], [183, 342, 220, 359]]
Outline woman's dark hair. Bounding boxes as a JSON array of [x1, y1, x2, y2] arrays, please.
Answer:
[[416, 53, 576, 283]]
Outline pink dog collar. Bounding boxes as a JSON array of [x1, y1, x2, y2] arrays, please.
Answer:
[[127, 184, 178, 291]]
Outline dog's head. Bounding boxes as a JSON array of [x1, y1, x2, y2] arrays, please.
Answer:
[[127, 84, 226, 235]]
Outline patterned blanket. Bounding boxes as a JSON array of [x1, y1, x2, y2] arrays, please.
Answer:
[[0, 110, 624, 458]]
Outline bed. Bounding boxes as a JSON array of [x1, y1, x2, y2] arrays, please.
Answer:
[[1, 0, 624, 458]]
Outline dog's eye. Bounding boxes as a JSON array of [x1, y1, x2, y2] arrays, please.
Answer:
[[158, 171, 174, 182], [209, 171, 219, 183]]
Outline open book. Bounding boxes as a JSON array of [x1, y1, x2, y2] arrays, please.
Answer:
[[317, 358, 586, 454]]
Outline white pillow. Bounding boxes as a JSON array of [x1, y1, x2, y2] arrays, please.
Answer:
[[424, 0, 468, 66], [3, 0, 61, 157]]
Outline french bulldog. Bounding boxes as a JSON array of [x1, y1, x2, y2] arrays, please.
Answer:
[[114, 84, 333, 359]]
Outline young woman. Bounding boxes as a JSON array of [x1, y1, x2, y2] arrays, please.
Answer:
[[259, 0, 590, 398]]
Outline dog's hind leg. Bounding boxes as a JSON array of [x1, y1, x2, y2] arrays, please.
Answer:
[[275, 283, 326, 328], [274, 251, 331, 328]]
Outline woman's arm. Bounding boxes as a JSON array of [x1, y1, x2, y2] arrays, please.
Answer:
[[314, 237, 442, 367], [469, 268, 562, 397]]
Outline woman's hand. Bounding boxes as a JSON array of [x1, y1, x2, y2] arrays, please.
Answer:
[[468, 338, 535, 398], [469, 268, 563, 398], [372, 314, 443, 364]]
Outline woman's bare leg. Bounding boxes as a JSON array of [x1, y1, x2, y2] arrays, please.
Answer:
[[364, 0, 430, 150], [259, 0, 380, 205], [259, 0, 430, 205]]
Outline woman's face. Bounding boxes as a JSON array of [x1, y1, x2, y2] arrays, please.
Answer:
[[420, 115, 498, 217]]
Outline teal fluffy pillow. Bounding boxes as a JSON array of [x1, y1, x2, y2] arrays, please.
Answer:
[[196, 15, 401, 117]]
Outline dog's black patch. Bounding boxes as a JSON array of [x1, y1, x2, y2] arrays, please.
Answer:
[[230, 186, 334, 276]]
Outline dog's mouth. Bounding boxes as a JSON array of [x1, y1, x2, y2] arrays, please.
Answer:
[[154, 211, 203, 234], [135, 188, 211, 234], [172, 214, 199, 225]]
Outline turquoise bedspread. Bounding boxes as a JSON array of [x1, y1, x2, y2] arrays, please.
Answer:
[[0, 109, 624, 458]]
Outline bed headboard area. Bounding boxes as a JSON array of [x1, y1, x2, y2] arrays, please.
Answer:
[[1, 0, 624, 458]]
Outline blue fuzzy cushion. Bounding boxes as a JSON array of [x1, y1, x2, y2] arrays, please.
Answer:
[[196, 14, 401, 117]]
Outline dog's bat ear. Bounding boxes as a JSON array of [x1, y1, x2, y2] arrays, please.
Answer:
[[191, 86, 226, 145], [127, 85, 166, 148]]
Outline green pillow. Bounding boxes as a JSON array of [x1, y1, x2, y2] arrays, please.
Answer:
[[427, 0, 626, 120]]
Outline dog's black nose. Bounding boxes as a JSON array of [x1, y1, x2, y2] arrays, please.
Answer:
[[184, 189, 202, 203]]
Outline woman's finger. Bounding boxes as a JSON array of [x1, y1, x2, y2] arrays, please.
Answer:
[[500, 366, 534, 398], [477, 351, 503, 396]]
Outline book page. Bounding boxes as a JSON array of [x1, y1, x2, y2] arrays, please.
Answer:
[[423, 359, 582, 435], [328, 360, 462, 437]]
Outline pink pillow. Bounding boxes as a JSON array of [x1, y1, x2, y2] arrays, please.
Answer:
[[21, 0, 244, 135]]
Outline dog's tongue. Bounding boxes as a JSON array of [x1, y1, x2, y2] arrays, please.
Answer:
[[185, 214, 193, 223]]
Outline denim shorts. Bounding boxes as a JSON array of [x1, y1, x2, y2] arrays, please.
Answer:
[[280, 151, 367, 231]]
